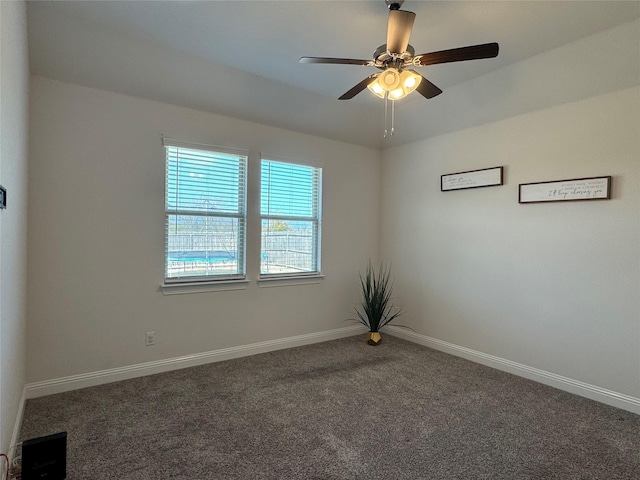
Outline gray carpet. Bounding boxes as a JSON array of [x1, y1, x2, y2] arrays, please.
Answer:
[[20, 335, 639, 479]]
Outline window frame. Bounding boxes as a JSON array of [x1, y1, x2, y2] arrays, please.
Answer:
[[162, 138, 249, 287], [259, 155, 323, 280]]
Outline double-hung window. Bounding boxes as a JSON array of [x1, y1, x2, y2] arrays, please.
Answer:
[[164, 140, 247, 282], [260, 158, 322, 276]]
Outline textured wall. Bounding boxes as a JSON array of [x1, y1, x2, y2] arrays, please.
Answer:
[[381, 85, 640, 398], [0, 0, 29, 452], [27, 77, 381, 383]]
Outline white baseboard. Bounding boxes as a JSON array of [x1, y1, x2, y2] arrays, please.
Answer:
[[25, 325, 366, 399], [386, 326, 640, 414], [25, 324, 638, 414]]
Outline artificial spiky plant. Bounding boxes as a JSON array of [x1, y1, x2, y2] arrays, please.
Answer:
[[354, 261, 402, 344]]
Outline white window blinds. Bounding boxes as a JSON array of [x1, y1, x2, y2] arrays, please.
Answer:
[[260, 158, 322, 276], [164, 142, 247, 282]]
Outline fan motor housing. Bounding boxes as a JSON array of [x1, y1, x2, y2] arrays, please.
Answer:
[[374, 44, 415, 69]]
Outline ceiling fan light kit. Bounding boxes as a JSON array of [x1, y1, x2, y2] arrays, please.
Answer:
[[367, 69, 421, 99], [299, 0, 500, 136]]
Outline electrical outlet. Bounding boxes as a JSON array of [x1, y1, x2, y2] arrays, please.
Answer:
[[145, 331, 156, 346]]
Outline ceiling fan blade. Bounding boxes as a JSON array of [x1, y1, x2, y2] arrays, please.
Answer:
[[299, 57, 373, 66], [339, 74, 378, 100], [414, 42, 499, 66], [386, 10, 415, 54], [416, 75, 443, 99]]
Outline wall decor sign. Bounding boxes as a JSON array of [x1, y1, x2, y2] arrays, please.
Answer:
[[519, 176, 611, 204], [441, 166, 503, 191]]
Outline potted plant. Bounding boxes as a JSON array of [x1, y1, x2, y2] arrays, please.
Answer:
[[354, 261, 402, 345]]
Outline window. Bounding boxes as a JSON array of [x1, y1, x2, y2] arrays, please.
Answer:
[[164, 141, 247, 282], [261, 158, 322, 276]]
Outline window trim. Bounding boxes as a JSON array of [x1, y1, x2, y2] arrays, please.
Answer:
[[162, 137, 249, 158], [259, 154, 323, 278], [160, 279, 250, 295], [163, 137, 249, 284], [257, 273, 325, 288]]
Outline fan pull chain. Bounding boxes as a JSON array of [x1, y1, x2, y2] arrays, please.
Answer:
[[383, 93, 396, 138], [384, 93, 389, 137], [391, 98, 395, 136]]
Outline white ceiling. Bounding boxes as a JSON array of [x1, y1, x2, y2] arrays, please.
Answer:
[[26, 0, 640, 148]]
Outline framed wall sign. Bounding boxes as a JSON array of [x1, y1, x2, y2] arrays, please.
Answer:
[[441, 166, 503, 191], [519, 176, 611, 204]]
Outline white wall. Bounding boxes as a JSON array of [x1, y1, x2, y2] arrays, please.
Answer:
[[381, 85, 640, 400], [27, 77, 380, 383], [0, 0, 29, 452]]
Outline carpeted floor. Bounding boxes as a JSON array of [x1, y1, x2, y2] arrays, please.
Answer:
[[20, 335, 639, 479]]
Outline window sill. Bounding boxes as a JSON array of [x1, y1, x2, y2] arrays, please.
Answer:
[[160, 279, 250, 295], [257, 274, 325, 288]]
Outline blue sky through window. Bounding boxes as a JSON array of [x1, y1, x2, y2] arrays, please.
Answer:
[[166, 147, 245, 214], [261, 160, 317, 219]]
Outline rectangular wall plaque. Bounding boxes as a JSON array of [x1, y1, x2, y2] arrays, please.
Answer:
[[441, 166, 503, 191], [519, 176, 611, 204]]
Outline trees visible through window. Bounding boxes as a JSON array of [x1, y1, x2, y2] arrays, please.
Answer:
[[164, 143, 247, 282], [163, 140, 322, 285], [260, 158, 322, 276]]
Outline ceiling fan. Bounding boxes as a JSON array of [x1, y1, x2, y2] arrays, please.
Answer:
[[299, 0, 499, 106]]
